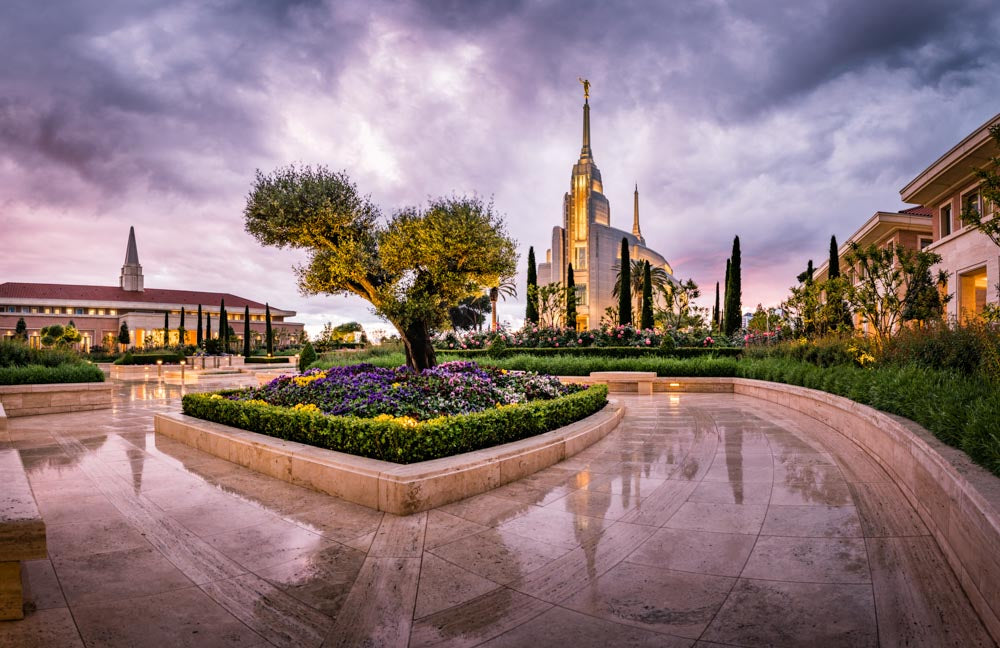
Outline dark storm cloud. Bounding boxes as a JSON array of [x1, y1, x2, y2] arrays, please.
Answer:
[[1, 0, 999, 331]]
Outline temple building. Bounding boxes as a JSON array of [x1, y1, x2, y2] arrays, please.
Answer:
[[536, 83, 675, 330], [1, 227, 303, 349]]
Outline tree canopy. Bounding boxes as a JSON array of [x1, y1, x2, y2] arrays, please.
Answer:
[[243, 165, 517, 369]]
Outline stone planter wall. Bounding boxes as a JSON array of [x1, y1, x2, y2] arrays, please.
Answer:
[[154, 403, 623, 515], [0, 382, 113, 418]]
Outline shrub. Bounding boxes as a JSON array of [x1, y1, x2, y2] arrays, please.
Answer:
[[113, 352, 185, 365], [182, 384, 608, 464], [0, 340, 84, 368], [880, 320, 1000, 381], [298, 342, 317, 372], [0, 363, 105, 385]]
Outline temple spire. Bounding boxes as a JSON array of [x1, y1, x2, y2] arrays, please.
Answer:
[[579, 78, 593, 162], [632, 184, 643, 241], [120, 225, 144, 292], [124, 226, 139, 265]]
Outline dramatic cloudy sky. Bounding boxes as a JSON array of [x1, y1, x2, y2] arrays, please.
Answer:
[[2, 0, 999, 336]]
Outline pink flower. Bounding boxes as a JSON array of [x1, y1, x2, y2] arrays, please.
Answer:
[[578, 339, 583, 344], [645, 339, 651, 345], [555, 342, 559, 347]]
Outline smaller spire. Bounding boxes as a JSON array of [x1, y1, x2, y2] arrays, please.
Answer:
[[632, 184, 643, 241], [124, 226, 140, 265]]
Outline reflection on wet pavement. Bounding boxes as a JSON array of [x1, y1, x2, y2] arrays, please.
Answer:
[[1, 379, 995, 647]]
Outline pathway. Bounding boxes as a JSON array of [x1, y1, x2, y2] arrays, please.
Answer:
[[0, 381, 995, 647]]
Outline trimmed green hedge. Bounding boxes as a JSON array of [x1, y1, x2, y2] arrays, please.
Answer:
[[0, 363, 106, 385], [181, 384, 609, 464], [243, 356, 294, 364], [114, 352, 185, 365], [461, 354, 742, 377], [439, 346, 742, 359]]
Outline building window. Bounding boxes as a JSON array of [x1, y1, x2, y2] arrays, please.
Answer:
[[75, 308, 85, 315], [576, 284, 588, 306], [919, 237, 933, 250], [962, 190, 982, 228], [959, 267, 988, 322], [941, 204, 952, 237], [574, 246, 587, 270]]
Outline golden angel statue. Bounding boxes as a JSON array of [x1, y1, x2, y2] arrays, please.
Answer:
[[578, 77, 590, 99]]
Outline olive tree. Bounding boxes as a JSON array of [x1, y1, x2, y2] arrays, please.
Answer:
[[243, 166, 517, 370]]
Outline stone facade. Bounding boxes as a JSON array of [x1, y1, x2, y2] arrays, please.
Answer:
[[901, 112, 1000, 320], [537, 91, 674, 330]]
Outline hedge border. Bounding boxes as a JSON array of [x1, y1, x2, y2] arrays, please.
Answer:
[[181, 384, 608, 464], [437, 346, 742, 359], [243, 356, 294, 364], [0, 363, 106, 385]]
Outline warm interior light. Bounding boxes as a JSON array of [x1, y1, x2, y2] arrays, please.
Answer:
[[180, 360, 186, 365], [669, 382, 680, 387], [156, 360, 163, 365]]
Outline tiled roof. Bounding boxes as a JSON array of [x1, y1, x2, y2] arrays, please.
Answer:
[[900, 206, 934, 216], [0, 283, 283, 311]]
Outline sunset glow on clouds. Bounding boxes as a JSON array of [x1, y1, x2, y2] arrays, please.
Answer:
[[2, 0, 999, 335]]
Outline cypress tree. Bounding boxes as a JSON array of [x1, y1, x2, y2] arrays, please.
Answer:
[[640, 261, 654, 329], [196, 305, 203, 347], [14, 317, 27, 340], [525, 246, 539, 325], [618, 238, 632, 326], [722, 259, 730, 329], [179, 307, 186, 347], [724, 236, 742, 335], [206, 311, 212, 341], [163, 311, 169, 347], [219, 300, 228, 352], [565, 265, 577, 329], [243, 305, 251, 357], [828, 235, 841, 279], [118, 322, 130, 347], [713, 282, 720, 330], [265, 303, 273, 355]]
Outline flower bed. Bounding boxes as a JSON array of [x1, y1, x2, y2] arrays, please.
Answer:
[[181, 362, 608, 463]]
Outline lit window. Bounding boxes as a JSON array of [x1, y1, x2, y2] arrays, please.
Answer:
[[575, 246, 587, 270], [959, 267, 988, 321]]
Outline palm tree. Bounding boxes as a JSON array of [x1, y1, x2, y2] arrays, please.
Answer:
[[613, 259, 670, 313], [488, 276, 517, 331]]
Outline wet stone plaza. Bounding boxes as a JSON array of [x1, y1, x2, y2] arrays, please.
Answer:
[[1, 379, 995, 647]]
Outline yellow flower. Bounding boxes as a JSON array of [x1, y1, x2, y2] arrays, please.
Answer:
[[391, 382, 401, 389], [374, 414, 394, 422], [395, 416, 419, 428], [245, 399, 270, 407], [209, 394, 223, 400], [291, 403, 321, 414], [293, 371, 328, 387]]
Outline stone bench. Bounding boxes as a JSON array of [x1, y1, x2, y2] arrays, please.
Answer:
[[589, 371, 656, 395], [0, 449, 46, 620]]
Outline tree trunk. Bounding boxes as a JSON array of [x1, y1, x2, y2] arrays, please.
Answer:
[[399, 321, 437, 371]]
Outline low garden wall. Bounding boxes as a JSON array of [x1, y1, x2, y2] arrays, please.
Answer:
[[575, 375, 1000, 642], [0, 382, 113, 418], [153, 403, 623, 515]]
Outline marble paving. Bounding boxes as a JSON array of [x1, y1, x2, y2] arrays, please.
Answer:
[[0, 378, 995, 647]]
